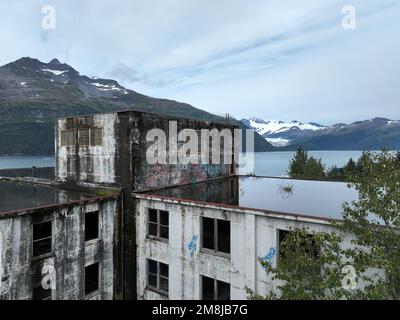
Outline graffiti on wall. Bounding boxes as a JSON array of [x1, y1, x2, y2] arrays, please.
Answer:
[[261, 247, 276, 263], [188, 234, 199, 257]]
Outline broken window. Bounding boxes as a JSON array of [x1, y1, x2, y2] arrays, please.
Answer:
[[201, 276, 230, 300], [79, 129, 90, 146], [33, 221, 52, 257], [201, 217, 230, 255], [32, 285, 51, 300], [147, 259, 169, 295], [91, 128, 103, 146], [85, 263, 99, 296], [85, 211, 99, 242], [147, 208, 169, 240]]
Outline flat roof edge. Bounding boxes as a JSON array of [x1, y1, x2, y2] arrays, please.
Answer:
[[132, 193, 338, 225], [0, 193, 120, 219]]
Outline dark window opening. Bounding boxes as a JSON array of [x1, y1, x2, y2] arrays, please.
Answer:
[[202, 217, 215, 250], [33, 221, 52, 257], [202, 218, 230, 255], [147, 259, 169, 295], [33, 286, 51, 300], [85, 211, 99, 242], [85, 263, 99, 296], [147, 209, 169, 240], [201, 276, 230, 300]]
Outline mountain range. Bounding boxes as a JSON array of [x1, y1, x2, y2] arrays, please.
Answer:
[[242, 117, 400, 150], [0, 57, 273, 156], [0, 57, 397, 156]]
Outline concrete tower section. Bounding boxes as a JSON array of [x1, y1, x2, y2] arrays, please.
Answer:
[[55, 110, 238, 191]]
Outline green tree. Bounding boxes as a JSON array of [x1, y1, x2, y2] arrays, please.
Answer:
[[247, 228, 347, 300], [304, 157, 326, 180], [251, 150, 400, 300], [338, 150, 400, 299], [343, 158, 358, 178], [288, 148, 326, 180], [326, 165, 344, 181], [288, 148, 308, 178]]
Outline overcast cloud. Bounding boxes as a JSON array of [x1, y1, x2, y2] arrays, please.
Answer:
[[0, 0, 399, 124]]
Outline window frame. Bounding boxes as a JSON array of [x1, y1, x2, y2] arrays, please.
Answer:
[[60, 128, 103, 147], [146, 208, 169, 242], [84, 262, 100, 297], [85, 211, 100, 242], [201, 275, 231, 300], [32, 220, 53, 258], [78, 128, 90, 146], [201, 217, 231, 257], [146, 259, 169, 297]]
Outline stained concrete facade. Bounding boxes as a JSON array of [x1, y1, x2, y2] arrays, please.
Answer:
[[55, 110, 237, 191], [55, 110, 237, 299], [0, 179, 120, 300]]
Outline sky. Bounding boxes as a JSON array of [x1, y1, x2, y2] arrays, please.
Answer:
[[0, 0, 399, 125]]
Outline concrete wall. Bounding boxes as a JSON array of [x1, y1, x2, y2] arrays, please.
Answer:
[[134, 195, 357, 300], [56, 113, 118, 184], [131, 112, 236, 191], [56, 111, 237, 191], [0, 197, 118, 300]]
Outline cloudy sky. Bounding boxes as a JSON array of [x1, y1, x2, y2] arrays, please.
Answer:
[[0, 0, 399, 124]]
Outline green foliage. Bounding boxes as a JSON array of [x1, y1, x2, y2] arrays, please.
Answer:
[[247, 228, 347, 300], [288, 148, 326, 180], [338, 150, 400, 299], [252, 150, 400, 300], [326, 158, 360, 182]]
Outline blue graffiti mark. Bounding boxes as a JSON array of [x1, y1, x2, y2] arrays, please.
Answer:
[[188, 234, 199, 257], [262, 247, 276, 263]]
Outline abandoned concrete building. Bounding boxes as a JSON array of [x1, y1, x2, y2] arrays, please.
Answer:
[[0, 179, 119, 300], [0, 110, 359, 300], [133, 176, 358, 299]]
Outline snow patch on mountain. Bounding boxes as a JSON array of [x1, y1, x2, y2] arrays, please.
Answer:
[[41, 68, 68, 76], [265, 138, 291, 147], [91, 82, 122, 91], [246, 117, 326, 136]]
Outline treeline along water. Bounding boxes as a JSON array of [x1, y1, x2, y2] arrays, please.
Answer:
[[0, 151, 365, 177]]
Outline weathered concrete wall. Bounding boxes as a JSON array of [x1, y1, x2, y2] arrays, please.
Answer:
[[134, 195, 357, 300], [56, 113, 118, 184], [56, 111, 237, 191], [131, 112, 236, 191], [55, 110, 237, 299], [0, 197, 118, 300]]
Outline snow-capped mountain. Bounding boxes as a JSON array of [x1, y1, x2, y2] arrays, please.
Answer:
[[241, 117, 400, 150], [241, 117, 326, 146], [244, 117, 325, 134], [2, 57, 269, 155]]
